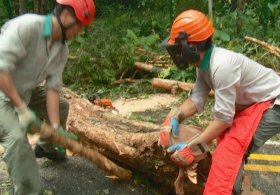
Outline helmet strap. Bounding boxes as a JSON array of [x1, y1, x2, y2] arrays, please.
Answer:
[[178, 31, 200, 63], [54, 7, 66, 44]]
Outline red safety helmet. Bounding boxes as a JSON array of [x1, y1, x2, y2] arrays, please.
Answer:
[[56, 0, 95, 27], [168, 9, 215, 44]]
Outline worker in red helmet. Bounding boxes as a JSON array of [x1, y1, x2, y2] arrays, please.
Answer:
[[158, 9, 280, 195], [0, 0, 95, 194]]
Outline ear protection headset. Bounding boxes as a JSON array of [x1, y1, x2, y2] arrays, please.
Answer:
[[177, 31, 200, 64]]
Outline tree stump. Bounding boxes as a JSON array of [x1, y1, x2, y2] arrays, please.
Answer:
[[62, 88, 212, 194]]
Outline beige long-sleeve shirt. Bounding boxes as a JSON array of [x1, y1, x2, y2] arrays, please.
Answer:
[[189, 46, 280, 125], [0, 14, 68, 104]]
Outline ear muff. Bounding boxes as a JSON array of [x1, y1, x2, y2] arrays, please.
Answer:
[[178, 31, 200, 63]]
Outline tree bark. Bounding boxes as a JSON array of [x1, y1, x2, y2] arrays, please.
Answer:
[[30, 122, 132, 180], [13, 0, 19, 15], [34, 0, 39, 14], [40, 0, 48, 15], [62, 88, 211, 194], [152, 78, 215, 96], [34, 0, 48, 14], [134, 61, 165, 74], [19, 0, 27, 15]]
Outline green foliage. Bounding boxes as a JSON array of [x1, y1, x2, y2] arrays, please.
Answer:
[[1, 0, 280, 96], [172, 0, 208, 19], [159, 66, 196, 83], [64, 6, 170, 88], [64, 20, 135, 86], [129, 113, 157, 123], [125, 29, 159, 50], [0, 0, 10, 26], [213, 30, 231, 46]]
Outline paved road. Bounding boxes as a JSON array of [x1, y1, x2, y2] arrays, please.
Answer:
[[245, 143, 280, 195], [0, 156, 162, 195], [0, 143, 280, 195]]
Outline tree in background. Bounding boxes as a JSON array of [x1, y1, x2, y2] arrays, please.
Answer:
[[34, 0, 49, 15]]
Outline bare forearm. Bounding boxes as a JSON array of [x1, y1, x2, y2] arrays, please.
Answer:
[[46, 88, 60, 126], [179, 97, 229, 144], [179, 98, 198, 118], [201, 119, 229, 144], [0, 71, 23, 107]]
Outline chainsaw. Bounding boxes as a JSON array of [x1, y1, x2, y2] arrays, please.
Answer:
[[87, 93, 119, 113]]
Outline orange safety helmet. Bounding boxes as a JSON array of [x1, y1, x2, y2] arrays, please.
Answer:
[[168, 9, 215, 44], [56, 0, 95, 27]]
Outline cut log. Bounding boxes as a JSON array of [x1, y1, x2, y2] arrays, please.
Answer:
[[134, 61, 166, 73], [152, 78, 215, 96], [29, 122, 132, 180], [62, 88, 212, 195]]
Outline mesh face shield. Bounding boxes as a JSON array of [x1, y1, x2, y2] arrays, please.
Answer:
[[159, 36, 189, 70]]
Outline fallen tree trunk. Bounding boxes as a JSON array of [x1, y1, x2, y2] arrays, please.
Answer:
[[29, 122, 132, 180], [152, 78, 215, 96], [62, 88, 211, 194]]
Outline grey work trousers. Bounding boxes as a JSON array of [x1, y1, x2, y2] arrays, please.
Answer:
[[0, 86, 69, 195], [29, 87, 69, 152], [233, 104, 280, 194]]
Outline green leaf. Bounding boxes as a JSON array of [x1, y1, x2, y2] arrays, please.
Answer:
[[158, 68, 171, 79], [215, 30, 230, 42], [150, 66, 162, 73]]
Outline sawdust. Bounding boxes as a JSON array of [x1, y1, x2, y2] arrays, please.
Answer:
[[112, 93, 180, 117]]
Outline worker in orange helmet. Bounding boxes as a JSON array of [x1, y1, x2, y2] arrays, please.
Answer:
[[158, 9, 280, 195], [0, 0, 95, 194]]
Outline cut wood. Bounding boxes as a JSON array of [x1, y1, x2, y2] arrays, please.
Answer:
[[29, 122, 132, 180], [134, 61, 166, 73], [152, 78, 215, 96], [61, 88, 212, 194]]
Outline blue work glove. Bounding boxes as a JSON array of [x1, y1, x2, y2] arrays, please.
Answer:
[[162, 117, 180, 136], [167, 142, 187, 153], [15, 102, 40, 134], [167, 135, 210, 166], [158, 107, 186, 148]]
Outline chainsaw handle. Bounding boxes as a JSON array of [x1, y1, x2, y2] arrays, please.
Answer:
[[88, 93, 102, 107]]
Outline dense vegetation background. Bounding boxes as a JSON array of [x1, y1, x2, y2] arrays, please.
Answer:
[[1, 0, 280, 99]]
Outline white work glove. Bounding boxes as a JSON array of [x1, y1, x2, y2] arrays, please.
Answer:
[[15, 102, 39, 133]]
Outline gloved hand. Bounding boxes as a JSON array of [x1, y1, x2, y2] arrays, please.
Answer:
[[167, 142, 187, 152], [52, 124, 78, 155], [15, 102, 40, 133], [167, 135, 210, 166], [158, 107, 185, 148]]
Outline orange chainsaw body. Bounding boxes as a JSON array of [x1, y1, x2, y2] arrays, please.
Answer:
[[93, 99, 114, 109]]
